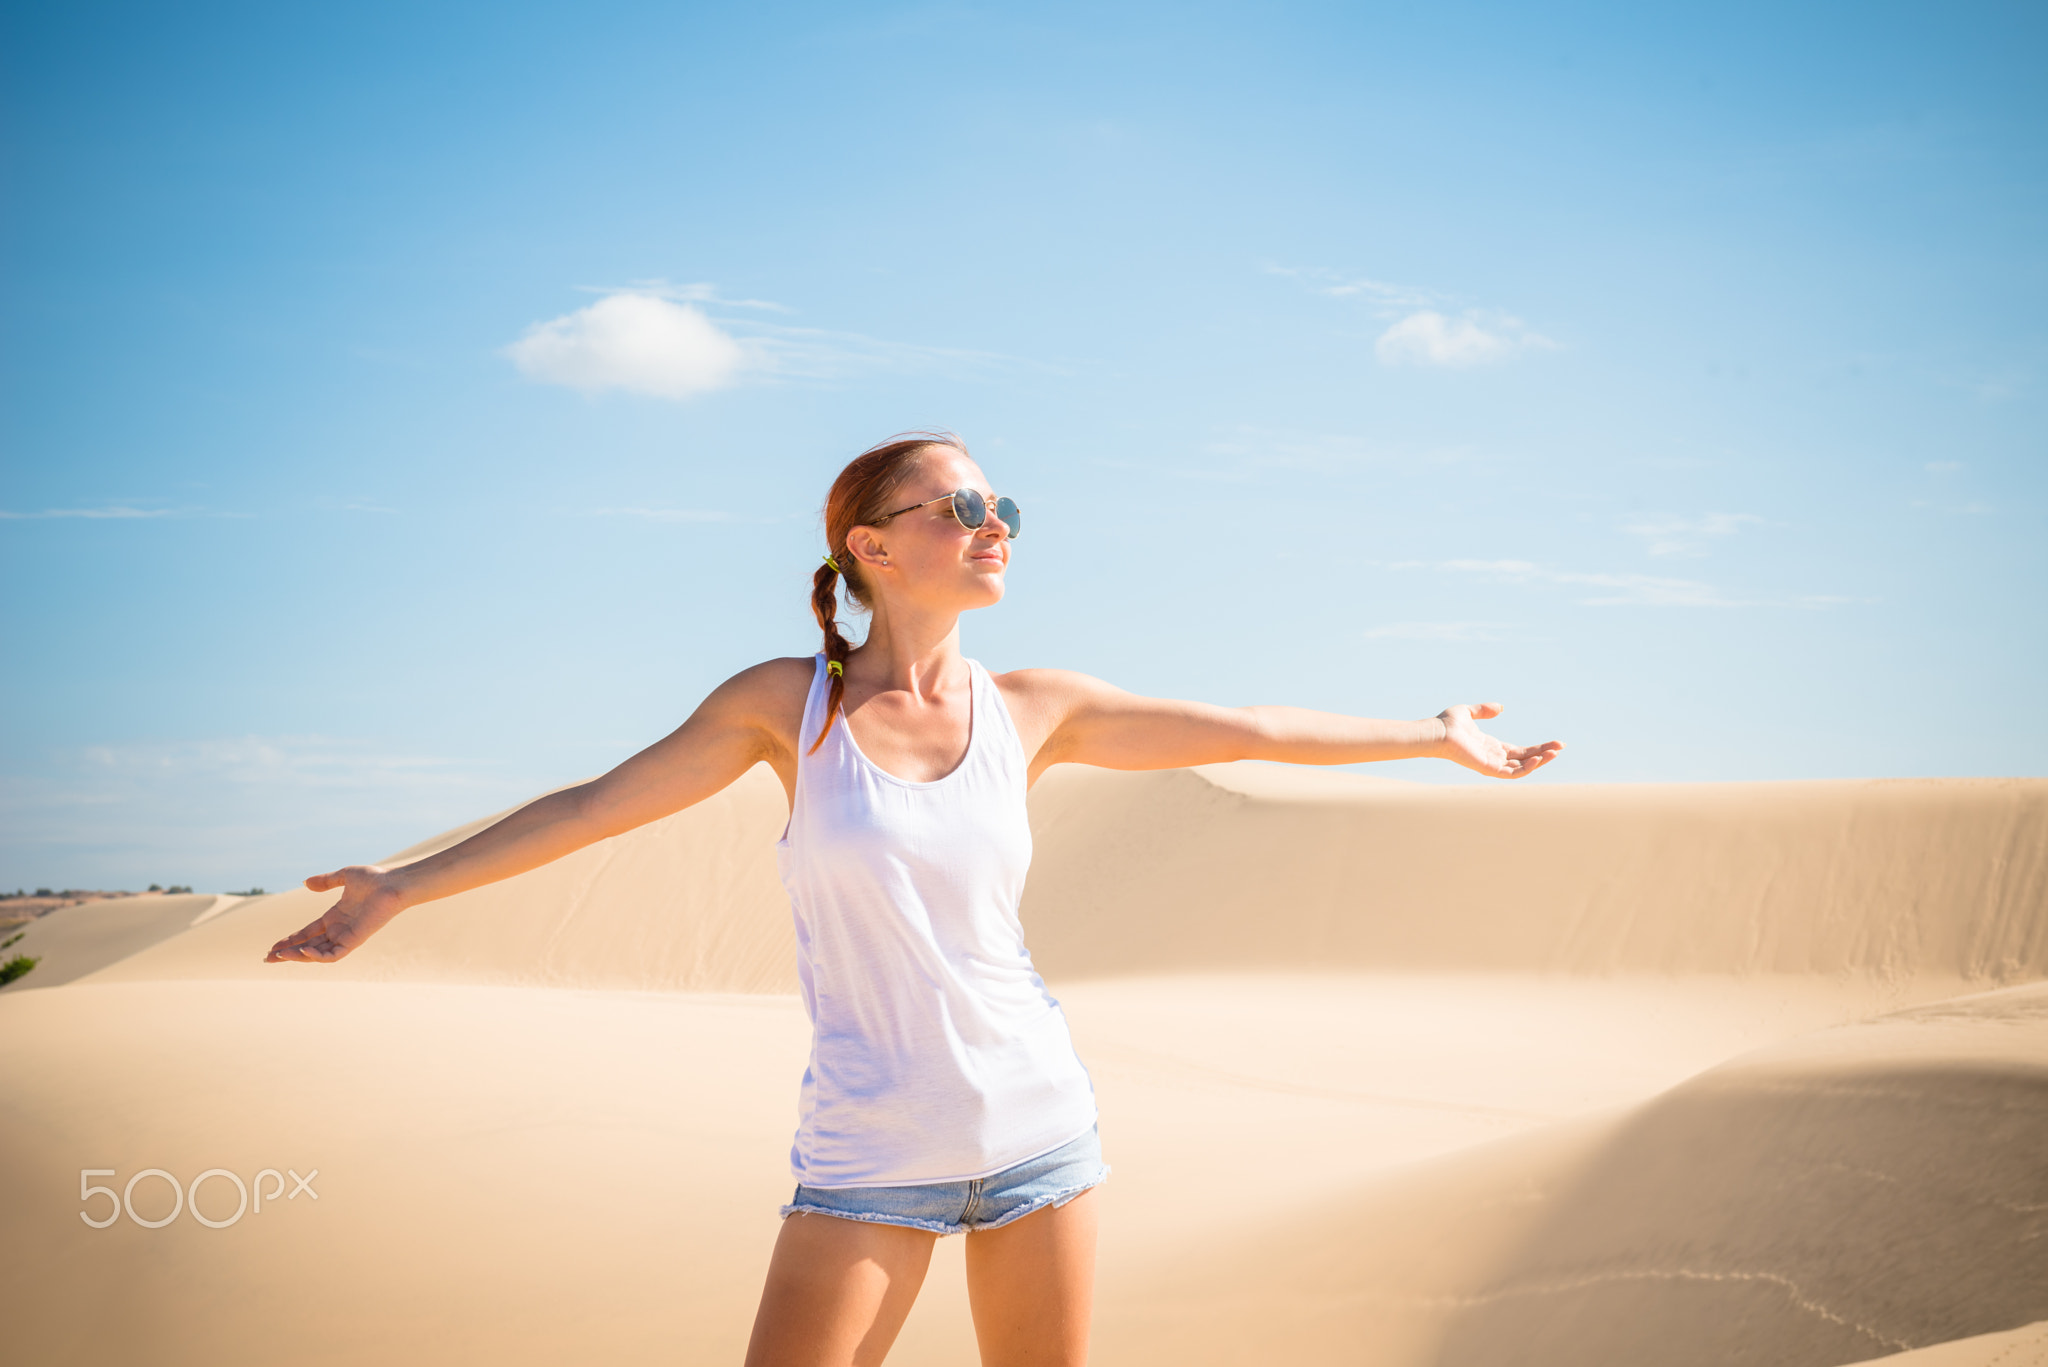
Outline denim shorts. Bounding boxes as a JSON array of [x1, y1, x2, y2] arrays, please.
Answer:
[[778, 1123, 1109, 1236]]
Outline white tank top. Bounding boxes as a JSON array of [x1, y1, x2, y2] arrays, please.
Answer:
[[775, 652, 1099, 1187]]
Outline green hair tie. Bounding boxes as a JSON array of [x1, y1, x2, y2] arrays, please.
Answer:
[[827, 659, 844, 678], [821, 553, 840, 573]]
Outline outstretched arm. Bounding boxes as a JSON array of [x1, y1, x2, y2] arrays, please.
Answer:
[[265, 658, 804, 964], [1011, 671, 1563, 781]]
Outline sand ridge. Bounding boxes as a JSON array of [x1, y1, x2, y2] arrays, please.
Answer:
[[70, 762, 2048, 992]]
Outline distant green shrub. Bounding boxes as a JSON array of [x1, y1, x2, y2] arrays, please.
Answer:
[[0, 955, 40, 986], [33, 888, 52, 898], [0, 933, 21, 950]]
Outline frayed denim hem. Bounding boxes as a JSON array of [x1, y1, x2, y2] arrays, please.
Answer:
[[778, 1165, 1111, 1238], [778, 1203, 967, 1236], [969, 1165, 1110, 1233]]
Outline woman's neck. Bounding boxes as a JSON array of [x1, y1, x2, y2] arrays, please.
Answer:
[[851, 607, 966, 698]]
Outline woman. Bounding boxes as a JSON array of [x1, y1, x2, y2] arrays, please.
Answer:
[[266, 431, 1562, 1366]]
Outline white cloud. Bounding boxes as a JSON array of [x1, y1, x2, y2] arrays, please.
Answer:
[[1623, 512, 1764, 557], [1363, 621, 1511, 642], [1265, 265, 1556, 368], [505, 291, 747, 399], [1374, 310, 1554, 368]]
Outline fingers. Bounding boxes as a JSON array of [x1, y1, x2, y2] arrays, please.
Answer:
[[303, 870, 344, 892], [265, 916, 342, 964], [269, 940, 341, 963], [267, 937, 345, 963], [265, 935, 307, 962], [1469, 702, 1503, 720], [1499, 741, 1564, 778], [1482, 740, 1560, 777]]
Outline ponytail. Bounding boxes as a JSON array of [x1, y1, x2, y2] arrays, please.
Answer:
[[809, 557, 856, 754]]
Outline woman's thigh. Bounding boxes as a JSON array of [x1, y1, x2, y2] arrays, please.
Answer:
[[744, 1211, 939, 1367], [963, 1186, 1100, 1367]]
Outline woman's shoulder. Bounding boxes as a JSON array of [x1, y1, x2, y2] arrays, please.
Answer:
[[720, 655, 819, 703], [697, 656, 819, 741], [737, 653, 821, 681], [988, 665, 1116, 700], [987, 666, 1119, 736]]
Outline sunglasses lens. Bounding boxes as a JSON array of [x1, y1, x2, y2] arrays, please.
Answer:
[[994, 496, 1020, 539], [953, 488, 987, 529]]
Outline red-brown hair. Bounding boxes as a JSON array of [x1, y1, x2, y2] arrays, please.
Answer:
[[809, 430, 969, 753]]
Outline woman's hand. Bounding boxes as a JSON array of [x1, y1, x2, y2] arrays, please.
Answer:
[[1435, 702, 1563, 779], [254, 658, 807, 967], [264, 866, 409, 964], [1005, 671, 1567, 779]]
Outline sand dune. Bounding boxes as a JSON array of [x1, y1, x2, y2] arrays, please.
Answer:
[[1025, 764, 2048, 980], [85, 766, 796, 993], [0, 892, 225, 993], [82, 762, 2048, 991], [3, 762, 2044, 1364]]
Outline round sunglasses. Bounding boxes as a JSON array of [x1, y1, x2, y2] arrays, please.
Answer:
[[875, 487, 1021, 539]]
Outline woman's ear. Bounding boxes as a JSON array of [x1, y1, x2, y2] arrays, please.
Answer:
[[845, 526, 890, 571]]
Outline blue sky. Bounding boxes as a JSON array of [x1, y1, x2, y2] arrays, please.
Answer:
[[3, 1, 2043, 891]]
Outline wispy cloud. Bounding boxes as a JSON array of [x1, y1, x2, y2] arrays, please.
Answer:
[[1966, 365, 2028, 401], [0, 505, 181, 520], [1264, 264, 1556, 368], [1094, 425, 1473, 483], [1912, 460, 1990, 514], [596, 278, 795, 313], [1622, 512, 1764, 557], [1363, 621, 1512, 642], [1401, 557, 1868, 610], [1374, 310, 1555, 367], [1262, 265, 1436, 312], [0, 735, 541, 890], [736, 322, 1027, 383], [73, 735, 479, 789], [1400, 558, 1739, 607], [590, 507, 738, 523], [1171, 428, 1380, 481]]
